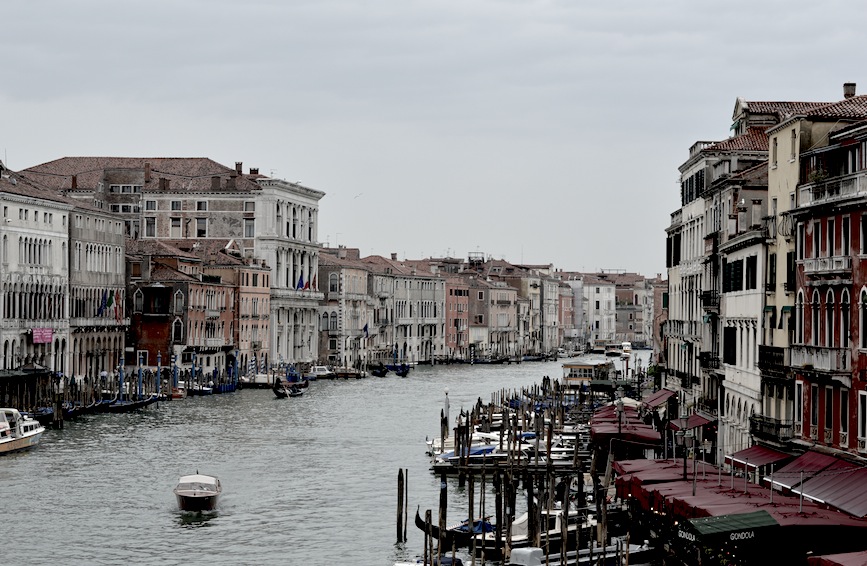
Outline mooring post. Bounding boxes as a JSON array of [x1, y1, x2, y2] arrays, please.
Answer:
[[396, 468, 405, 542]]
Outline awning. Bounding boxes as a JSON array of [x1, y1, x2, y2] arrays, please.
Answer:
[[724, 445, 792, 470], [765, 450, 839, 490], [793, 462, 867, 517], [780, 306, 793, 313], [642, 388, 676, 408], [808, 550, 867, 566], [669, 413, 713, 431], [680, 510, 779, 545]]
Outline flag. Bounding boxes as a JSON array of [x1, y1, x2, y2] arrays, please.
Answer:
[[296, 274, 304, 290], [114, 290, 122, 322], [303, 279, 310, 290], [312, 275, 317, 291], [363, 323, 369, 338], [97, 289, 107, 316]]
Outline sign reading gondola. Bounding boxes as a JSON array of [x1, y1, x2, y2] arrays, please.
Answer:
[[32, 328, 53, 344]]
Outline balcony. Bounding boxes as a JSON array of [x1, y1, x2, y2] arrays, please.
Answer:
[[790, 345, 850, 385], [700, 290, 720, 312], [802, 256, 852, 277], [749, 415, 793, 443], [206, 309, 220, 319], [758, 345, 789, 376], [798, 172, 866, 207], [204, 338, 225, 348], [699, 351, 720, 369]]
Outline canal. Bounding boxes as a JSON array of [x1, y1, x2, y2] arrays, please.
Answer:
[[3, 355, 649, 565]]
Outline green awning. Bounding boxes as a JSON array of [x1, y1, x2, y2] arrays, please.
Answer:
[[780, 306, 793, 313], [680, 510, 779, 545], [764, 305, 775, 312]]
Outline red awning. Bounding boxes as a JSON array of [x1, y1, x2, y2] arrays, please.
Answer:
[[642, 388, 676, 408], [765, 450, 839, 490], [808, 550, 867, 566], [668, 413, 713, 431], [724, 445, 792, 470], [794, 462, 867, 517]]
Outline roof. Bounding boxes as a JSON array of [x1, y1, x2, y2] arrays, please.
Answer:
[[766, 451, 840, 491], [808, 550, 867, 566], [126, 238, 200, 260], [20, 157, 261, 194], [806, 95, 867, 119], [724, 445, 792, 470], [703, 127, 769, 153], [793, 463, 867, 517], [683, 510, 779, 543], [642, 388, 675, 408], [668, 412, 713, 431]]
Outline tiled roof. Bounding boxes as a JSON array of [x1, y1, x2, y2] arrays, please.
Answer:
[[744, 101, 831, 116], [150, 263, 200, 282], [162, 239, 248, 266], [19, 157, 261, 194], [805, 95, 867, 119], [126, 238, 200, 260], [0, 168, 71, 205], [704, 128, 769, 153]]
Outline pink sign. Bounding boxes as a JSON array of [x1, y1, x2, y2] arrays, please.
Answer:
[[32, 328, 53, 344]]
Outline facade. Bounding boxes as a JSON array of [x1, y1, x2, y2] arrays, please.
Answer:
[[0, 164, 72, 374], [318, 248, 373, 368], [444, 276, 470, 361]]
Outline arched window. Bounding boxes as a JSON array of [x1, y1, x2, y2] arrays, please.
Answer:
[[172, 319, 184, 342], [841, 289, 851, 348], [134, 289, 144, 313], [174, 290, 185, 314], [796, 291, 805, 344], [860, 289, 867, 349], [329, 312, 338, 331], [329, 273, 339, 293], [826, 290, 835, 347], [812, 290, 820, 346], [320, 313, 328, 331]]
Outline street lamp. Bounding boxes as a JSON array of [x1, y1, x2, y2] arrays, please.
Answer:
[[676, 429, 687, 480]]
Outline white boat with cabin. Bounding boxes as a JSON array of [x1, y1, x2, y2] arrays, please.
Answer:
[[0, 408, 45, 454], [173, 473, 222, 512]]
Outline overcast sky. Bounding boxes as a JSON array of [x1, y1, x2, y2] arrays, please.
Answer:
[[3, 1, 866, 277]]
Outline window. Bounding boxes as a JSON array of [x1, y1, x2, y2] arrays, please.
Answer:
[[134, 289, 143, 313], [171, 201, 182, 211], [790, 129, 797, 161], [196, 218, 207, 238], [723, 326, 737, 365], [768, 253, 777, 287], [174, 290, 185, 314], [861, 289, 867, 349], [825, 386, 833, 431], [861, 214, 867, 254], [798, 222, 806, 259], [244, 202, 255, 212], [772, 136, 778, 167], [811, 384, 819, 428], [745, 255, 757, 290], [172, 319, 184, 342], [170, 218, 182, 238], [145, 200, 157, 211], [796, 291, 805, 344], [842, 390, 849, 436], [843, 217, 851, 255], [811, 290, 820, 346], [813, 221, 821, 258], [145, 217, 156, 238], [244, 219, 255, 238], [795, 381, 803, 424], [842, 290, 851, 348], [859, 391, 867, 444], [196, 201, 208, 211], [329, 273, 338, 293], [478, 291, 484, 300], [826, 290, 835, 347], [828, 218, 836, 256]]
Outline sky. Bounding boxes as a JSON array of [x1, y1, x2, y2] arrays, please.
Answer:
[[4, 1, 867, 277]]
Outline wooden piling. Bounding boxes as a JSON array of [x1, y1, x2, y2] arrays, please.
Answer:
[[397, 468, 404, 542]]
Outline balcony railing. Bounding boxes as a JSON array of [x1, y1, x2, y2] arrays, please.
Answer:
[[810, 425, 818, 440], [790, 345, 850, 373], [841, 431, 849, 448], [798, 172, 866, 207], [749, 415, 793, 442], [758, 345, 789, 375], [824, 428, 833, 444], [699, 351, 720, 369], [700, 291, 720, 311], [802, 256, 852, 275]]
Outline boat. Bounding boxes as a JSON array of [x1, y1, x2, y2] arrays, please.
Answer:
[[0, 408, 46, 454], [273, 385, 289, 399], [333, 366, 366, 379], [306, 365, 334, 380], [414, 506, 495, 549], [370, 364, 389, 377], [287, 386, 304, 397], [508, 537, 654, 565], [394, 363, 411, 378], [475, 506, 597, 559], [562, 356, 615, 390], [104, 394, 160, 413], [173, 473, 222, 512]]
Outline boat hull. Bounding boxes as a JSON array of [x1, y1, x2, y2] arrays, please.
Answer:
[[175, 493, 219, 512], [0, 430, 44, 454]]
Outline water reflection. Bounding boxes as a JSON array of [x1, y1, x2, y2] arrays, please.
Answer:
[[176, 510, 219, 528]]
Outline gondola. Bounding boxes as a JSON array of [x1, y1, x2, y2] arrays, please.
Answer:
[[104, 394, 159, 413], [370, 364, 389, 377], [414, 506, 494, 549]]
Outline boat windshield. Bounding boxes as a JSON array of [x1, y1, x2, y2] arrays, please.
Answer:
[[176, 482, 215, 491]]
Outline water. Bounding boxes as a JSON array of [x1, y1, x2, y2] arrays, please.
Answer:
[[2, 355, 648, 565]]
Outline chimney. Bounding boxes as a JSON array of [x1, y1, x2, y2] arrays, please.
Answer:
[[337, 246, 347, 259], [144, 162, 151, 183], [391, 253, 398, 260], [844, 82, 857, 99], [211, 176, 221, 190], [250, 168, 259, 175], [71, 175, 77, 190], [235, 162, 243, 175]]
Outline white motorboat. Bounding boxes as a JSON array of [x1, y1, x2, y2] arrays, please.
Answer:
[[0, 408, 45, 454], [305, 365, 335, 380], [173, 474, 222, 512]]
